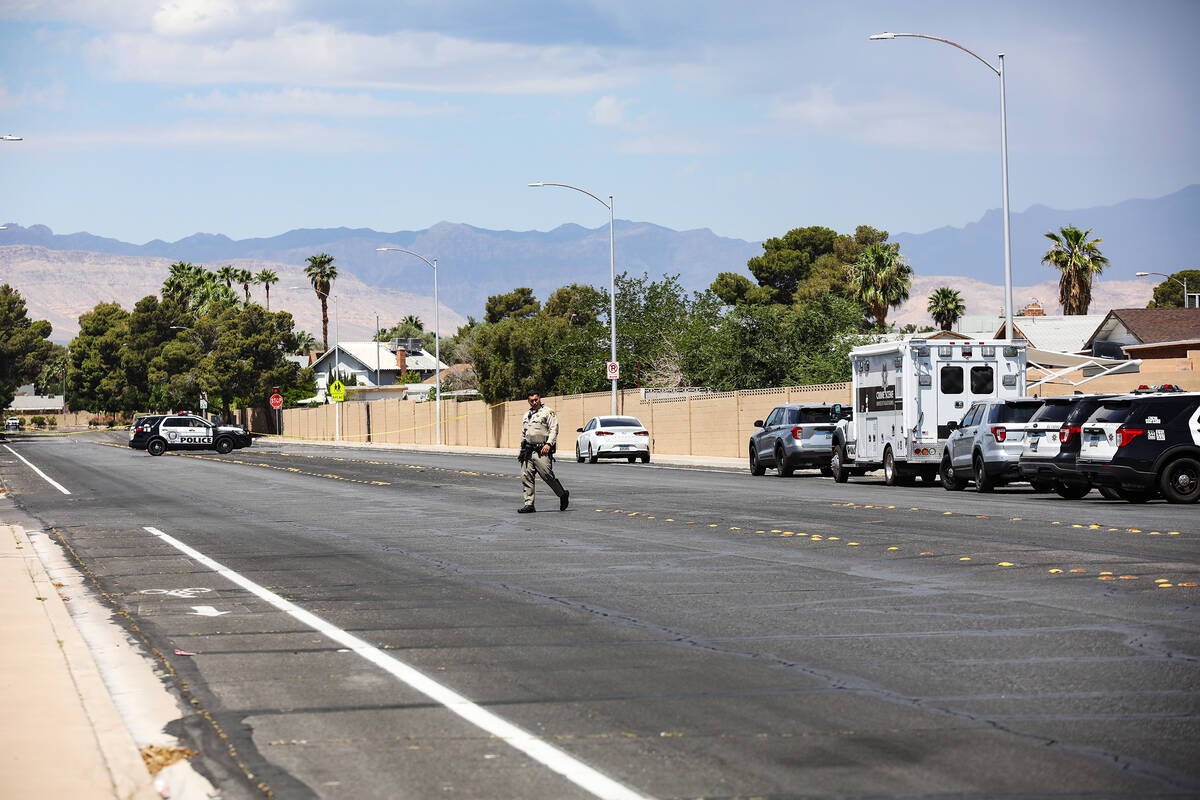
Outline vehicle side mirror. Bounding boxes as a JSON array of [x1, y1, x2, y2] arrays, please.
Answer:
[[945, 421, 958, 432], [753, 420, 764, 428], [576, 428, 584, 432]]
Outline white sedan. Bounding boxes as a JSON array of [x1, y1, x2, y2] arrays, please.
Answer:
[[575, 416, 651, 463]]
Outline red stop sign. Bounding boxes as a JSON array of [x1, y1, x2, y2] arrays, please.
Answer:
[[270, 393, 283, 409]]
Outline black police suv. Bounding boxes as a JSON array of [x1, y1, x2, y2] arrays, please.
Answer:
[[1018, 394, 1119, 499], [1075, 392, 1200, 503], [129, 414, 253, 456]]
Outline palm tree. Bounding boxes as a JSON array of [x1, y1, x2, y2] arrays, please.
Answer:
[[294, 330, 319, 355], [401, 314, 424, 331], [927, 287, 965, 331], [216, 265, 238, 289], [304, 253, 338, 349], [254, 269, 279, 310], [234, 268, 254, 303], [848, 243, 913, 331], [1041, 226, 1109, 315]]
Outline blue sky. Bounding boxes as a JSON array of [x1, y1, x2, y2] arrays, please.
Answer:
[[1, 0, 1198, 245]]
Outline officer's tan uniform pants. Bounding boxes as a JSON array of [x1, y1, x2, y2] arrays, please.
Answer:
[[522, 450, 565, 506]]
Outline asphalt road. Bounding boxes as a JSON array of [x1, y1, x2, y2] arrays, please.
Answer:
[[3, 430, 1199, 800]]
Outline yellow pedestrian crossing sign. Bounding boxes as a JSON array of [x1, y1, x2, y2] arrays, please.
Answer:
[[329, 379, 346, 402]]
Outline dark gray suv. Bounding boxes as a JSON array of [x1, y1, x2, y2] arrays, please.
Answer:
[[749, 403, 849, 476]]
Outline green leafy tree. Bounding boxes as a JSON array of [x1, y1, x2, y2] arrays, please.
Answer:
[[543, 284, 605, 327], [1146, 269, 1200, 309], [1041, 226, 1109, 315], [484, 287, 540, 323], [741, 225, 840, 304], [35, 344, 69, 396], [68, 302, 132, 413], [848, 243, 912, 331], [709, 272, 776, 306], [927, 287, 966, 331], [690, 294, 861, 390], [254, 269, 279, 310], [304, 253, 338, 350], [441, 319, 481, 365], [0, 285, 55, 410]]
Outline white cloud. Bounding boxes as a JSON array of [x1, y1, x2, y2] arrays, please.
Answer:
[[0, 80, 67, 111], [588, 95, 628, 126], [770, 86, 995, 153], [152, 0, 292, 39], [36, 119, 399, 151], [173, 88, 459, 117], [617, 134, 707, 155], [83, 24, 639, 94]]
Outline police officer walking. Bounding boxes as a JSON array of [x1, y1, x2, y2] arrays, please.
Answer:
[[518, 390, 569, 513]]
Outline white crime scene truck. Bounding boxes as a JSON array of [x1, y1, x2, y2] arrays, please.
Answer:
[[830, 337, 1028, 485]]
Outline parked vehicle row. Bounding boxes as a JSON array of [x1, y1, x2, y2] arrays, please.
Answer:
[[749, 403, 849, 476]]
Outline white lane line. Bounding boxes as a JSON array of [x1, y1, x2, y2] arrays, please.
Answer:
[[143, 526, 651, 800], [4, 444, 71, 494]]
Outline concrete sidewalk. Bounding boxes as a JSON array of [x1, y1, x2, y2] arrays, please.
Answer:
[[0, 522, 159, 800]]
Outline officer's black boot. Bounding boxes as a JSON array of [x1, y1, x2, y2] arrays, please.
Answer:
[[518, 505, 536, 513], [559, 490, 569, 511]]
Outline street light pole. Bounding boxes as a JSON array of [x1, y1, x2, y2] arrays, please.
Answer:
[[528, 182, 618, 414], [376, 247, 442, 445], [1136, 271, 1193, 308], [870, 31, 1014, 340]]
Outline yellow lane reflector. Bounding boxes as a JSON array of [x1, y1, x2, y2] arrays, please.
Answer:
[[1158, 584, 1174, 588], [847, 542, 860, 546], [997, 562, 1014, 567], [920, 552, 934, 556], [1048, 569, 1063, 573], [887, 546, 900, 551], [1120, 576, 1138, 580], [959, 557, 971, 561]]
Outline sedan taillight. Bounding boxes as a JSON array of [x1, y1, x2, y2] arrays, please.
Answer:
[[1059, 425, 1080, 444], [790, 426, 803, 440], [634, 430, 649, 436], [990, 426, 1006, 443], [1117, 427, 1146, 448], [594, 431, 614, 436]]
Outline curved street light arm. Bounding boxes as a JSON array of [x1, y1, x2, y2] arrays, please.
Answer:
[[376, 246, 436, 272], [527, 182, 612, 211], [870, 32, 999, 75]]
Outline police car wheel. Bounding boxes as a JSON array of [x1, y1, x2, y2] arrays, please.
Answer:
[[940, 456, 965, 491], [147, 439, 166, 456], [775, 446, 794, 477], [749, 447, 766, 476], [1053, 480, 1091, 500], [1159, 456, 1200, 503], [1115, 487, 1156, 504], [973, 453, 995, 493], [215, 438, 234, 454]]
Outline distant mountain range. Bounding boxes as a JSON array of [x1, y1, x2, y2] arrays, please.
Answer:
[[2, 185, 1188, 341]]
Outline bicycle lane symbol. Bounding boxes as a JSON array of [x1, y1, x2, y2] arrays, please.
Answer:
[[138, 588, 214, 599]]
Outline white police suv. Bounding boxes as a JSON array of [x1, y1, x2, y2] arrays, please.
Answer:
[[129, 414, 253, 456]]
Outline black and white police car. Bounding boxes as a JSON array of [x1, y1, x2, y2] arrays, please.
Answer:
[[129, 414, 253, 456], [1075, 390, 1200, 503]]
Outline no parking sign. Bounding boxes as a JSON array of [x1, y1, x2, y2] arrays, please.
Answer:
[[606, 361, 620, 380]]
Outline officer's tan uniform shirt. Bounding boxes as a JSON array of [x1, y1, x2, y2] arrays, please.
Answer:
[[522, 405, 559, 447], [520, 404, 565, 505]]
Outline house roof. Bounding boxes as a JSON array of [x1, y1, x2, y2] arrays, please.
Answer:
[[1084, 308, 1200, 348], [311, 342, 447, 373], [995, 315, 1106, 354]]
